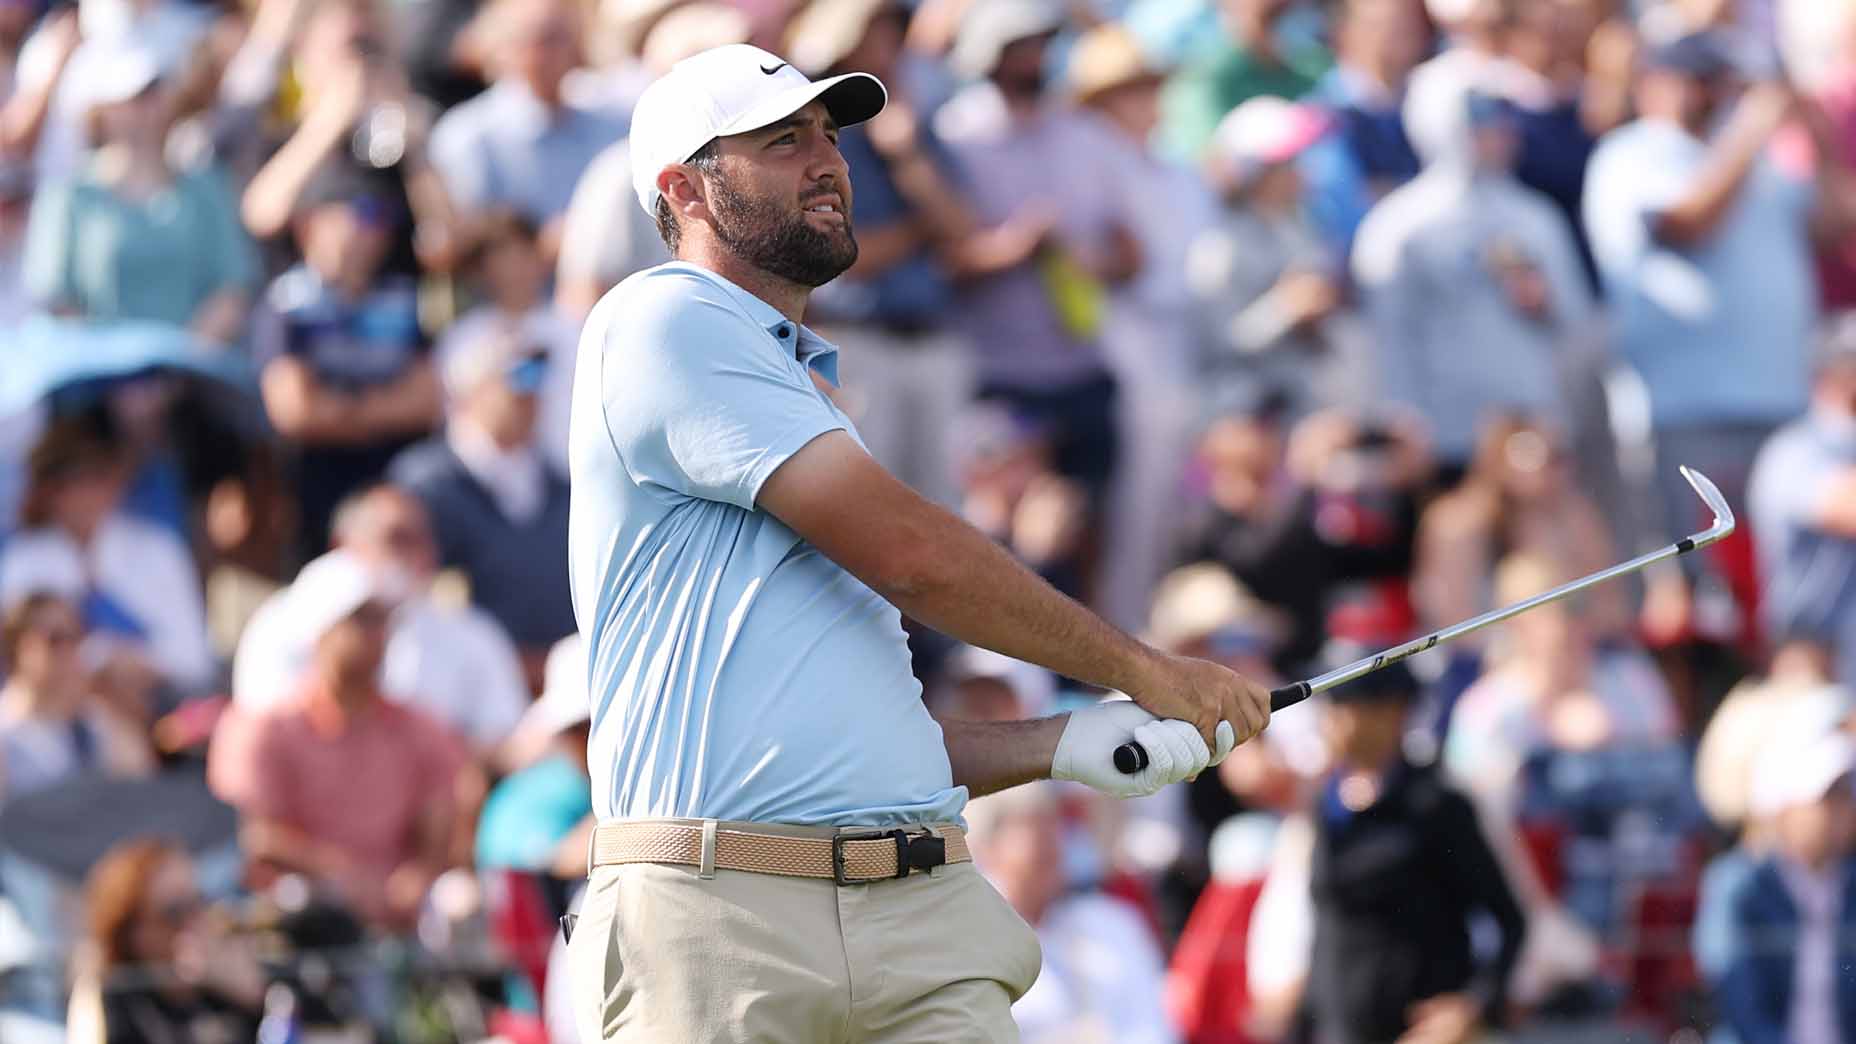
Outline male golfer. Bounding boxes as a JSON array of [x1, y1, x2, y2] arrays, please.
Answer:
[[565, 43, 1272, 1042]]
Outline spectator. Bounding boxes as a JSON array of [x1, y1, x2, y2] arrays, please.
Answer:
[[554, 3, 747, 319], [1159, 0, 1331, 161], [1353, 82, 1595, 471], [783, 0, 1004, 510], [436, 211, 578, 471], [4, 0, 213, 181], [1445, 551, 1681, 811], [1748, 313, 1856, 691], [1810, 8, 1856, 311], [1187, 97, 1350, 415], [1270, 658, 1527, 1044], [1175, 402, 1428, 671], [1583, 33, 1856, 567], [236, 0, 463, 277], [427, 0, 627, 256], [1070, 23, 1225, 630], [1413, 414, 1626, 643], [1306, 0, 1429, 200], [0, 413, 213, 694], [253, 169, 441, 561], [22, 43, 255, 343], [967, 781, 1178, 1044], [935, 0, 1142, 589], [0, 591, 152, 805], [209, 550, 467, 931], [475, 633, 593, 880], [391, 329, 577, 662], [65, 839, 264, 1044], [1696, 657, 1846, 835], [233, 486, 531, 763], [1713, 729, 1856, 1044]]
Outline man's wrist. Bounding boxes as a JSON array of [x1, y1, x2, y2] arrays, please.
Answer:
[[1109, 643, 1164, 702], [1040, 712, 1072, 777]]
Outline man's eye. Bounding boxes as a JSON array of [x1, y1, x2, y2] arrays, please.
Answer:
[[773, 134, 796, 146]]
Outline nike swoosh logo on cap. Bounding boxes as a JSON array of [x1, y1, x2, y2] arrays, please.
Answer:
[[760, 63, 787, 75]]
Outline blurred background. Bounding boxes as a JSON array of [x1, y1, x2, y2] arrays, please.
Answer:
[[3, 0, 1856, 1041]]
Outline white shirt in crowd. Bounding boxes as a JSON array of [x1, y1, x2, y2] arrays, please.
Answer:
[[0, 512, 213, 691], [434, 304, 579, 474], [232, 586, 529, 751], [447, 418, 546, 525], [1012, 892, 1179, 1044]]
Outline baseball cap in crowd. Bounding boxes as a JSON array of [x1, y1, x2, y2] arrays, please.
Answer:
[[1751, 729, 1856, 818], [628, 43, 887, 215], [515, 633, 592, 742], [64, 43, 163, 114], [1145, 563, 1286, 658], [1065, 24, 1165, 104], [601, 0, 696, 61], [285, 550, 406, 646], [784, 0, 900, 77], [640, 3, 753, 74], [949, 0, 1064, 80], [1641, 31, 1739, 81], [945, 645, 1057, 717], [443, 331, 550, 401], [1212, 97, 1330, 184]]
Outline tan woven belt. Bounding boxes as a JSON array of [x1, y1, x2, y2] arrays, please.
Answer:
[[590, 821, 970, 884]]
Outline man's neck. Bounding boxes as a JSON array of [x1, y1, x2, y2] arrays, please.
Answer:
[[680, 245, 810, 324]]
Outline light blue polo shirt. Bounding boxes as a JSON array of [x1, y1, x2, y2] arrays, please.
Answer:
[[567, 261, 966, 827]]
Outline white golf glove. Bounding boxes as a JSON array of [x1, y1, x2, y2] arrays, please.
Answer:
[[1050, 700, 1238, 799]]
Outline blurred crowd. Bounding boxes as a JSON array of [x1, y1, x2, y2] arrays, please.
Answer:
[[2, 0, 1856, 1041]]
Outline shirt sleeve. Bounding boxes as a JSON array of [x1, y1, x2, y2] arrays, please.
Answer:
[[595, 273, 847, 510], [209, 710, 295, 823]]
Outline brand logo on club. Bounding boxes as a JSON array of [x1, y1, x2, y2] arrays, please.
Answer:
[[760, 63, 787, 75]]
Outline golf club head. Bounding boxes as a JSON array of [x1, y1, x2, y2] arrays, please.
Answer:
[[1679, 466, 1736, 548]]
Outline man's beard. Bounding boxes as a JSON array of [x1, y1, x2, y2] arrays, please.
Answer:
[[708, 173, 857, 288]]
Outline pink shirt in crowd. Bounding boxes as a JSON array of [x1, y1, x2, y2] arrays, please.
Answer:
[[209, 685, 467, 879]]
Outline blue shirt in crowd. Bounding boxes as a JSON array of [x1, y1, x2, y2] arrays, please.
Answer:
[[1748, 408, 1856, 690], [806, 123, 954, 331], [428, 80, 628, 224], [1584, 119, 1817, 430], [567, 261, 965, 827], [252, 265, 428, 552]]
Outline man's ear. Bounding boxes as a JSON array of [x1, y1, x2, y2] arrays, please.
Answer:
[[658, 165, 712, 227]]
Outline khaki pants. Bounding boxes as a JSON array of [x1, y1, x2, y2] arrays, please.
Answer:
[[567, 820, 1042, 1043]]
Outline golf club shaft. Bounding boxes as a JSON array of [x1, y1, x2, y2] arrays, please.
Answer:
[[1114, 528, 1714, 775]]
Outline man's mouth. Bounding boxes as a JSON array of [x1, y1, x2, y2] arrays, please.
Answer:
[[802, 195, 845, 219]]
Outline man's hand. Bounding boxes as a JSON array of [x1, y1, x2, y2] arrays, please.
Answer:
[[1126, 652, 1270, 755], [1051, 700, 1236, 798], [1397, 993, 1481, 1044]]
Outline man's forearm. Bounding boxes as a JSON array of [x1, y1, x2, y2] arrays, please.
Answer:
[[940, 716, 1068, 797], [879, 498, 1157, 696]]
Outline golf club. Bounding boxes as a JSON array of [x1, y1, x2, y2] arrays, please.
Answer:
[[1114, 465, 1736, 775]]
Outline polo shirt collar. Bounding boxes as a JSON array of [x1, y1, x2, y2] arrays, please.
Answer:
[[664, 262, 841, 386]]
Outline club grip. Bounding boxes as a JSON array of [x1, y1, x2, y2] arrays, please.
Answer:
[[1112, 682, 1314, 774]]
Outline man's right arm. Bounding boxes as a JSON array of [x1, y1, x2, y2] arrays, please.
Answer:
[[757, 430, 1270, 749], [1652, 82, 1793, 247]]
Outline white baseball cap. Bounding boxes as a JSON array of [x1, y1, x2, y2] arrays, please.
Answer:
[[516, 633, 592, 740], [1751, 729, 1856, 818], [628, 43, 886, 216], [286, 550, 406, 645]]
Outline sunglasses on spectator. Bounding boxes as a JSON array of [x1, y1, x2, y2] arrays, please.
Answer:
[[506, 353, 549, 395]]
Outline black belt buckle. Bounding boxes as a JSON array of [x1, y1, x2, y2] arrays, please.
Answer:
[[832, 829, 946, 885]]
